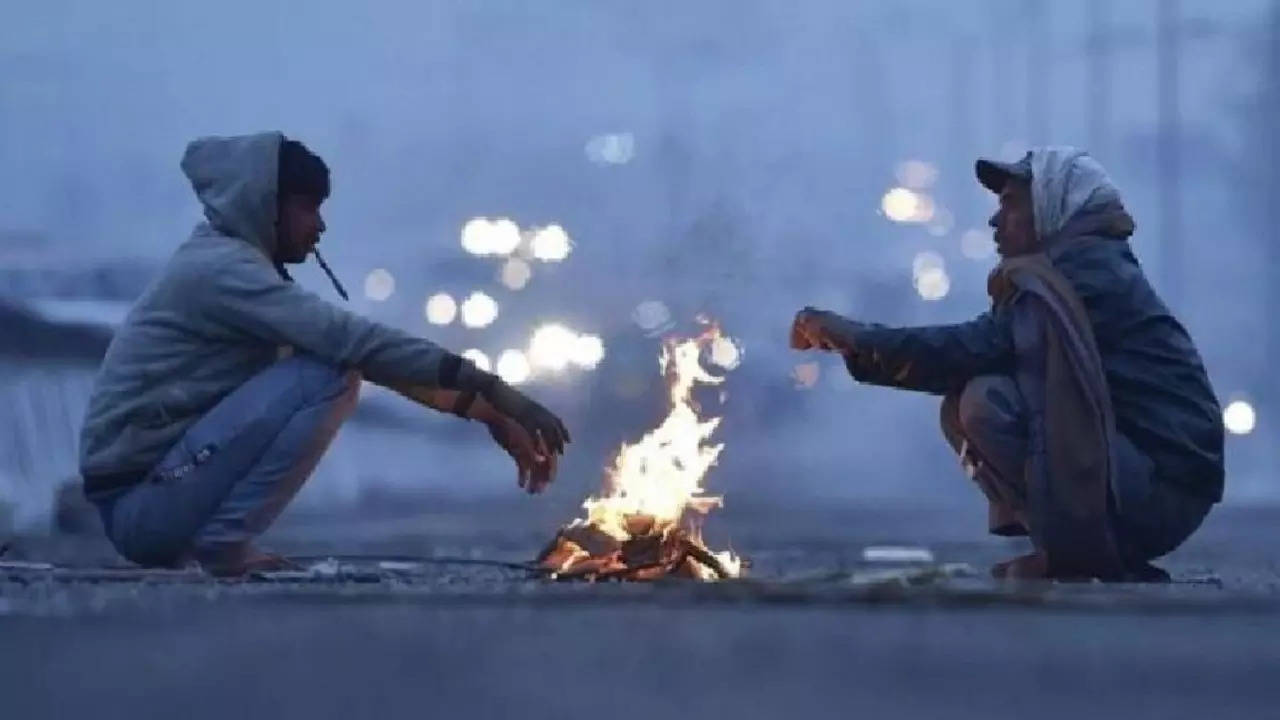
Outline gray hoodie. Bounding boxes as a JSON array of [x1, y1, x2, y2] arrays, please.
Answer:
[[79, 132, 456, 495]]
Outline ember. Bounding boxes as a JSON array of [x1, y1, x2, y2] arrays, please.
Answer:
[[537, 324, 742, 581]]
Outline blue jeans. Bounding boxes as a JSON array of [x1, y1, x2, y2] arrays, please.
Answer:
[[941, 376, 1211, 565], [96, 356, 360, 567]]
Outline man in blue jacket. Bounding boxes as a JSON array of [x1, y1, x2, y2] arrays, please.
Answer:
[[791, 148, 1223, 581], [80, 132, 569, 576]]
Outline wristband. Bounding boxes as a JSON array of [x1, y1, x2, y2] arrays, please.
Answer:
[[450, 390, 478, 419]]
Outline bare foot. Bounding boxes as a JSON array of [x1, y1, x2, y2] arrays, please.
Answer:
[[200, 546, 299, 578], [991, 551, 1050, 580]]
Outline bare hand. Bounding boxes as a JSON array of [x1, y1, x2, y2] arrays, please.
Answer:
[[487, 414, 557, 494], [482, 382, 571, 457], [790, 307, 830, 350]]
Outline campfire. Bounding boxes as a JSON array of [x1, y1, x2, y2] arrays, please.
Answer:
[[537, 323, 743, 581]]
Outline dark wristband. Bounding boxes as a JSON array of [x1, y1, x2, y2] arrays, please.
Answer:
[[450, 390, 478, 418], [439, 353, 499, 394]]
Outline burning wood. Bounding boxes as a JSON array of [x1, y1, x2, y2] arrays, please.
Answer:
[[537, 324, 743, 582]]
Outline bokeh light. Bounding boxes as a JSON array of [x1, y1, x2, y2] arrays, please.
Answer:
[[1224, 399, 1257, 436], [709, 335, 743, 370], [530, 224, 572, 262], [460, 291, 499, 328], [529, 323, 578, 371], [960, 228, 995, 260], [881, 187, 920, 223], [461, 348, 492, 373], [571, 334, 606, 370], [496, 349, 531, 385], [912, 251, 945, 277], [423, 293, 457, 326], [914, 267, 951, 301], [364, 269, 395, 302], [585, 132, 636, 165], [881, 188, 936, 224], [895, 159, 939, 189], [461, 217, 522, 257], [912, 252, 950, 301], [500, 258, 533, 290], [632, 300, 673, 335]]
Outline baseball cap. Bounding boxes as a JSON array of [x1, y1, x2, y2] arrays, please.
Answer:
[[975, 152, 1032, 193]]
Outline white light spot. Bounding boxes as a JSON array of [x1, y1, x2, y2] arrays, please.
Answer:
[[364, 269, 395, 302], [461, 217, 522, 257], [530, 224, 572, 262], [571, 333, 606, 370], [881, 187, 920, 223], [529, 323, 578, 372], [881, 188, 935, 224], [495, 349, 531, 385], [499, 258, 533, 290], [914, 267, 951, 301], [709, 335, 742, 371], [912, 252, 951, 302], [461, 348, 492, 373], [585, 132, 636, 165], [423, 293, 457, 326], [961, 228, 995, 260], [912, 251, 945, 277], [895, 159, 939, 189], [460, 291, 499, 328], [1224, 400, 1256, 436], [632, 300, 673, 335]]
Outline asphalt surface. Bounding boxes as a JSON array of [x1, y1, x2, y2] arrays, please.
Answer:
[[3, 496, 1278, 719]]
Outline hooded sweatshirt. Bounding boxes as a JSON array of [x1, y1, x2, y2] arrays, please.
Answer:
[[841, 147, 1224, 503], [79, 132, 460, 497]]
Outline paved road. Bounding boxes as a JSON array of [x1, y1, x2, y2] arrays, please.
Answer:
[[3, 497, 1278, 719]]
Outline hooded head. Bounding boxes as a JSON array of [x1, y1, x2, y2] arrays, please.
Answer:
[[180, 131, 330, 264], [978, 146, 1134, 257]]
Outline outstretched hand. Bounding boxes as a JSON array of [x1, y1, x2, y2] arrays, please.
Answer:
[[790, 306, 863, 354], [479, 381, 570, 494], [487, 413, 558, 494], [482, 382, 572, 456], [790, 307, 837, 351]]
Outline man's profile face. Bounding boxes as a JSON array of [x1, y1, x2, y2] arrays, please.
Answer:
[[276, 194, 325, 264], [989, 178, 1037, 257]]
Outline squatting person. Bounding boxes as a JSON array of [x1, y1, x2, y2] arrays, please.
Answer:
[[79, 132, 570, 576], [790, 147, 1223, 581]]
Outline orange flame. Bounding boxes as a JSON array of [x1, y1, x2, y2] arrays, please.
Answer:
[[570, 323, 741, 579]]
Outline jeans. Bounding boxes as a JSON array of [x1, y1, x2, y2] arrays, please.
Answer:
[[941, 375, 1211, 565], [96, 355, 360, 567]]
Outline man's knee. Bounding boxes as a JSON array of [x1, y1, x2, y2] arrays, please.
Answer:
[[954, 376, 1024, 441]]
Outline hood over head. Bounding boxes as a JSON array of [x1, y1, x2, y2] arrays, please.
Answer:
[[1025, 146, 1133, 243], [180, 131, 283, 256], [976, 146, 1135, 245]]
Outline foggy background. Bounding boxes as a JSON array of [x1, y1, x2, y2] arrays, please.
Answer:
[[2, 0, 1276, 533]]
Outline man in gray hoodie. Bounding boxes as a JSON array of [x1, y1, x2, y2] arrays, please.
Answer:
[[79, 132, 569, 576], [791, 148, 1222, 581]]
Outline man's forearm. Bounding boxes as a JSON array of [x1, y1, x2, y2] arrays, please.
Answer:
[[386, 383, 501, 424], [812, 310, 863, 353]]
